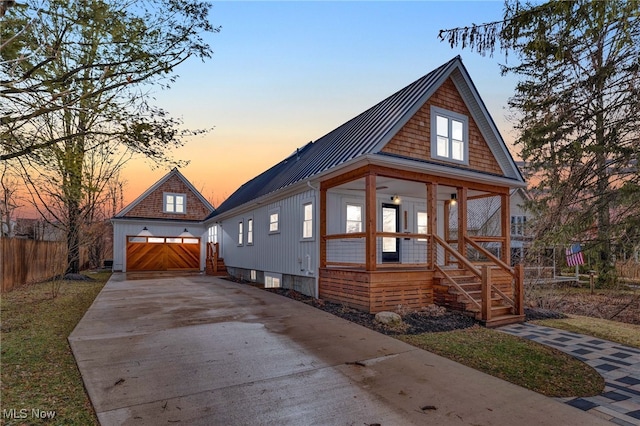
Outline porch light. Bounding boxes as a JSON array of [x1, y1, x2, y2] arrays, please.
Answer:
[[450, 193, 457, 206], [138, 226, 153, 237], [179, 228, 194, 237], [391, 195, 401, 205]]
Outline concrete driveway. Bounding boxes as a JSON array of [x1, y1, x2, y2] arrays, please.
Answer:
[[69, 274, 607, 425]]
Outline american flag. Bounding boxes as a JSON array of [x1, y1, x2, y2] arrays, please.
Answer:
[[566, 243, 584, 266]]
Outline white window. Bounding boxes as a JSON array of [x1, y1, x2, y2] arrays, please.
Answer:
[[250, 270, 257, 281], [431, 106, 468, 164], [302, 203, 313, 239], [269, 208, 280, 234], [247, 218, 253, 245], [511, 215, 527, 236], [346, 203, 362, 233], [417, 211, 428, 241], [265, 273, 282, 288], [238, 221, 243, 245], [164, 193, 186, 213], [208, 225, 218, 244]]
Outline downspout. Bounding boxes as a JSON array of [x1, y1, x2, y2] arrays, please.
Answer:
[[307, 180, 320, 298]]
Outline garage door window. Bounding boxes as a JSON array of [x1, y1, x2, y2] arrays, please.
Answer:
[[128, 236, 199, 244]]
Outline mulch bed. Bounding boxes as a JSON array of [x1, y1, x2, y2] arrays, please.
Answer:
[[264, 287, 565, 335]]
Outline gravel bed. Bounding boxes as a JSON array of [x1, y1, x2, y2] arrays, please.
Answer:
[[265, 287, 565, 335]]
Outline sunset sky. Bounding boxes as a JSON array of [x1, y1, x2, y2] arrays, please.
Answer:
[[17, 1, 522, 218]]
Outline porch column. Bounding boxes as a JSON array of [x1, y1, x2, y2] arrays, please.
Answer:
[[320, 187, 327, 268], [365, 172, 377, 271], [427, 182, 437, 269], [501, 192, 511, 265], [457, 187, 468, 257]]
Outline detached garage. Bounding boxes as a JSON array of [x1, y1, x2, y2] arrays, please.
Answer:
[[111, 169, 215, 273]]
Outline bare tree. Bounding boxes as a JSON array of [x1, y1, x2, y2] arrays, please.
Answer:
[[2, 0, 218, 274]]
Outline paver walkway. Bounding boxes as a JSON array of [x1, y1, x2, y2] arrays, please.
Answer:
[[500, 322, 640, 425]]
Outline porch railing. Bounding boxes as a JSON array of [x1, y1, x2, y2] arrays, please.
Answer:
[[323, 232, 430, 269]]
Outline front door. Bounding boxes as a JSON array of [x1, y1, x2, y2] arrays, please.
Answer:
[[382, 203, 400, 263]]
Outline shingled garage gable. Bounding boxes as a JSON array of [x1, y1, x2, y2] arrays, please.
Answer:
[[112, 168, 215, 272]]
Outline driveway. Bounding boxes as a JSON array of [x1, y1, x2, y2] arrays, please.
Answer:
[[69, 274, 608, 425]]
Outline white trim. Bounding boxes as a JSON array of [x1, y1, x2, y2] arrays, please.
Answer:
[[301, 199, 314, 240], [430, 106, 469, 165], [163, 192, 186, 214], [247, 217, 254, 245], [268, 207, 280, 234]]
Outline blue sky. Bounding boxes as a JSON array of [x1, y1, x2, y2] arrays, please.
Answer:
[[128, 1, 519, 206]]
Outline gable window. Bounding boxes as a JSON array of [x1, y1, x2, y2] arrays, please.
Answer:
[[247, 218, 253, 245], [302, 202, 313, 239], [431, 106, 468, 164], [238, 221, 243, 245], [269, 208, 280, 234], [417, 211, 428, 241], [346, 203, 362, 233], [511, 215, 527, 236], [164, 193, 186, 213]]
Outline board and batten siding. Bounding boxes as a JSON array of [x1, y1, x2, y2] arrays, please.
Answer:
[[112, 220, 207, 272], [217, 189, 318, 291]]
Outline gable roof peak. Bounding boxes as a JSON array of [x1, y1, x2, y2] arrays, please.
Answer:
[[115, 167, 214, 218]]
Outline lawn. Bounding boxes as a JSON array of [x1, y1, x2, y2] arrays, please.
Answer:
[[1, 272, 109, 426], [534, 314, 640, 348], [399, 325, 605, 397]]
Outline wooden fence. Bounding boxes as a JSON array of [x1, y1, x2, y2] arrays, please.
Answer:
[[1, 238, 67, 293], [617, 260, 640, 281]]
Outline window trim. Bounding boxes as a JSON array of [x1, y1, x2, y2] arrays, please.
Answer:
[[511, 215, 527, 236], [345, 202, 364, 234], [163, 192, 186, 214], [268, 207, 280, 235], [264, 272, 282, 288], [302, 200, 314, 240], [247, 217, 254, 245], [238, 221, 243, 246], [430, 106, 469, 165], [416, 210, 428, 242]]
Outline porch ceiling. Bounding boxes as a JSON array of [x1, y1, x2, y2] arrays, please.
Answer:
[[333, 177, 488, 201]]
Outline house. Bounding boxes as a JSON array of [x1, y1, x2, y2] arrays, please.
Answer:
[[111, 168, 215, 272], [202, 56, 527, 327]]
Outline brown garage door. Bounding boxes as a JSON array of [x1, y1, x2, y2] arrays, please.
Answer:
[[126, 236, 200, 271]]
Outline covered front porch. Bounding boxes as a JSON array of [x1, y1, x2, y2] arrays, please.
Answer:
[[319, 163, 524, 326]]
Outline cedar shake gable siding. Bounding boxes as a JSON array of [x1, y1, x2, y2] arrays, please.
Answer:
[[122, 174, 211, 220], [381, 77, 503, 175]]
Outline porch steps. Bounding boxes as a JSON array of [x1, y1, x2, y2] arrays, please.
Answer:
[[206, 257, 228, 276], [434, 267, 524, 328]]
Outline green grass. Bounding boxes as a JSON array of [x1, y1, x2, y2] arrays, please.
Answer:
[[1, 272, 109, 425], [399, 326, 604, 397], [533, 315, 640, 349]]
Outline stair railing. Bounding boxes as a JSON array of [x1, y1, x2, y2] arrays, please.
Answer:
[[207, 242, 220, 273], [433, 234, 524, 321], [464, 236, 524, 316], [432, 235, 481, 311]]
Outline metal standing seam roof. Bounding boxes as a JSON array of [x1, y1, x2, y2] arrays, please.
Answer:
[[210, 56, 510, 219]]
